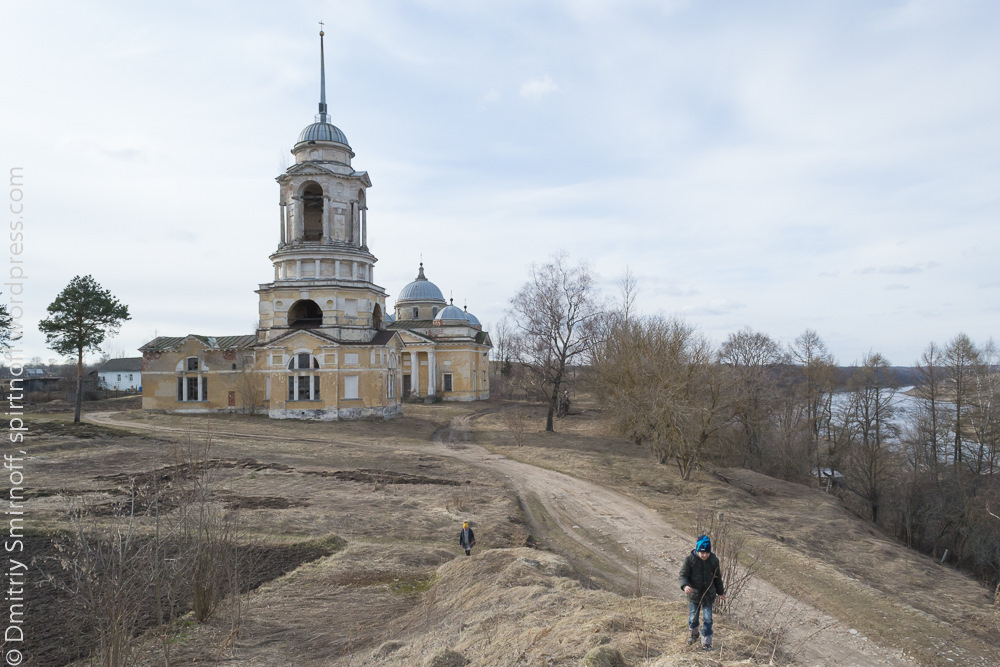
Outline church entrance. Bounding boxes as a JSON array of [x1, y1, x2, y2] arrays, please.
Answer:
[[402, 374, 411, 397]]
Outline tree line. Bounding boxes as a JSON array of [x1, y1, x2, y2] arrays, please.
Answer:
[[495, 255, 999, 586]]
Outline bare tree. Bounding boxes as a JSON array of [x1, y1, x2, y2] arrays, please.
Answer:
[[788, 330, 836, 476], [841, 352, 899, 524], [911, 342, 949, 474], [508, 254, 604, 431], [618, 266, 639, 324], [944, 333, 979, 470], [488, 317, 518, 399], [719, 327, 784, 469], [235, 351, 265, 415], [594, 316, 729, 480], [967, 339, 1000, 475]]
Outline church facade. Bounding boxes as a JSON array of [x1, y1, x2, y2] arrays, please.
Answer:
[[140, 31, 491, 420]]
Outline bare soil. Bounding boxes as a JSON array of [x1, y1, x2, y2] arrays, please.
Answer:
[[7, 399, 999, 666]]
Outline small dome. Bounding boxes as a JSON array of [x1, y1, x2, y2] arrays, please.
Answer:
[[297, 122, 350, 147], [435, 304, 467, 322], [463, 306, 481, 327], [397, 263, 446, 303]]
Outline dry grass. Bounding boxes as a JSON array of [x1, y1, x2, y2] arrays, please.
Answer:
[[474, 396, 1000, 665], [23, 396, 999, 665]]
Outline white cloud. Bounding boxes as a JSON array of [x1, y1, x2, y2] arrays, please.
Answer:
[[519, 76, 559, 100], [1, 1, 998, 366]]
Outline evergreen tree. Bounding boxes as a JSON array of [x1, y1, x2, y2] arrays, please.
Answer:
[[39, 275, 130, 423]]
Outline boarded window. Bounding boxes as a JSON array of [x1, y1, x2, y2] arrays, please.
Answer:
[[344, 375, 359, 400], [344, 353, 359, 366]]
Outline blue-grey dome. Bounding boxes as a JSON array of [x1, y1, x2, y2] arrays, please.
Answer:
[[297, 122, 350, 147], [384, 312, 396, 324], [397, 263, 446, 303], [435, 305, 467, 322], [463, 307, 481, 327]]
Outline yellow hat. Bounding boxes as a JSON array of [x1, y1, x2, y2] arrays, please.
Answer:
[[463, 521, 469, 528]]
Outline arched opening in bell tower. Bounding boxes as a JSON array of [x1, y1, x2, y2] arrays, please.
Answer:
[[372, 303, 382, 330], [288, 299, 323, 328], [301, 182, 324, 241]]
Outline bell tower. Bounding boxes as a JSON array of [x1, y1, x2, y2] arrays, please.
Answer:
[[256, 28, 386, 343]]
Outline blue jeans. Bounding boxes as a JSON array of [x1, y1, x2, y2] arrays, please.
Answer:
[[688, 600, 714, 638]]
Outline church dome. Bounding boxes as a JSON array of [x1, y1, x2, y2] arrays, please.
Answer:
[[463, 306, 481, 327], [297, 122, 350, 147], [435, 303, 467, 322], [397, 263, 446, 303]]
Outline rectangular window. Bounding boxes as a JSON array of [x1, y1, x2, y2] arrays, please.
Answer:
[[288, 375, 295, 400], [412, 307, 419, 318], [187, 358, 199, 371], [177, 378, 183, 401], [129, 374, 133, 381], [443, 374, 453, 392], [200, 378, 208, 401], [344, 375, 359, 400], [187, 377, 199, 401], [313, 375, 320, 400], [117, 374, 122, 381], [298, 352, 310, 369]]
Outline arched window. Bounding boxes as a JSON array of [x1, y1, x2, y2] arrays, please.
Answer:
[[287, 352, 320, 401], [372, 303, 383, 330], [301, 182, 324, 241], [288, 299, 323, 328]]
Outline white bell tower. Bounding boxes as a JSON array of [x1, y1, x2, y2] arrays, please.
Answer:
[[256, 28, 386, 343]]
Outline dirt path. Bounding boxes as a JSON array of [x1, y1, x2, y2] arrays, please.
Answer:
[[86, 411, 914, 665], [432, 414, 915, 667]]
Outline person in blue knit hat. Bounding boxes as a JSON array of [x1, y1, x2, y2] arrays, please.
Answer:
[[679, 534, 726, 651]]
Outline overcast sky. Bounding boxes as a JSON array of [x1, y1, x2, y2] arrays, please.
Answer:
[[1, 0, 997, 367]]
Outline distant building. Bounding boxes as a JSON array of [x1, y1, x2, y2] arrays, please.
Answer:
[[140, 30, 490, 420], [96, 357, 143, 391], [1, 368, 62, 397]]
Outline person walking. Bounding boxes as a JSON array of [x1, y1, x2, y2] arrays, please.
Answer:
[[459, 520, 476, 556], [679, 535, 726, 651]]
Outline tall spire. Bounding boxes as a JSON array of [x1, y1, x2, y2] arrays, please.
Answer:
[[318, 23, 329, 123]]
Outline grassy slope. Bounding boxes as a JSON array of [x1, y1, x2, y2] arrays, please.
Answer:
[[474, 401, 1000, 666]]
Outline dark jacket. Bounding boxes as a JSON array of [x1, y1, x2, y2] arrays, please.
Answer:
[[459, 527, 476, 549], [679, 551, 724, 605]]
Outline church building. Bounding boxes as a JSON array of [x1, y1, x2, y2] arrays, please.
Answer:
[[140, 30, 491, 419]]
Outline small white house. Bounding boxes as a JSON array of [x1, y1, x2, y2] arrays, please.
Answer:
[[97, 357, 143, 392]]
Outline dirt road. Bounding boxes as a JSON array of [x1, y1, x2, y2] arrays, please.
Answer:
[[432, 415, 917, 667], [84, 411, 924, 665]]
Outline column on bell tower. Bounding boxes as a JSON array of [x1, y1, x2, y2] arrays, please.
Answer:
[[322, 194, 332, 243], [279, 202, 286, 245]]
